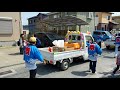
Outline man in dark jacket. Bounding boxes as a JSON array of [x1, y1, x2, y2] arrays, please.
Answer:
[[34, 34, 41, 48]]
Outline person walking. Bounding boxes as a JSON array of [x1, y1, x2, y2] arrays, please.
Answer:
[[112, 46, 120, 76], [114, 35, 120, 58], [34, 34, 41, 48], [95, 34, 103, 48], [87, 40, 102, 74], [19, 34, 27, 54], [23, 36, 45, 78]]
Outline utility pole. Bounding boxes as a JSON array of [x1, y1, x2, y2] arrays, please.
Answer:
[[94, 12, 96, 31]]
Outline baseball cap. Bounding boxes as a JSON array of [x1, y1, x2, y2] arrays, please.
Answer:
[[29, 37, 36, 42]]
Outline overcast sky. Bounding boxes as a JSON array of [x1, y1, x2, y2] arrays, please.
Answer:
[[21, 12, 120, 25]]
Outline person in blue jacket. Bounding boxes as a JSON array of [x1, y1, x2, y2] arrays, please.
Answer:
[[95, 35, 103, 48], [87, 40, 102, 74], [23, 36, 45, 78]]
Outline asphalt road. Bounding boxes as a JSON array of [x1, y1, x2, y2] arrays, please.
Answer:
[[1, 48, 119, 78]]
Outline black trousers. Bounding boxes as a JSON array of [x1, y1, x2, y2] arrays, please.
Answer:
[[29, 69, 37, 78], [20, 46, 23, 54], [89, 61, 97, 73], [98, 42, 101, 48], [113, 65, 120, 74]]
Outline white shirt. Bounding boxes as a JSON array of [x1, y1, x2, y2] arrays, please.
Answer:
[[25, 59, 37, 70], [88, 53, 98, 61]]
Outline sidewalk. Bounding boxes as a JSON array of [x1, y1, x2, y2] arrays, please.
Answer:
[[0, 46, 24, 69]]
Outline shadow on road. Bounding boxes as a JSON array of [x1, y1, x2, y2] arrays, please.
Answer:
[[36, 60, 89, 76], [70, 60, 89, 67], [9, 52, 22, 55], [100, 70, 120, 78], [36, 64, 60, 75], [71, 70, 90, 76], [99, 71, 115, 78], [103, 56, 115, 59]]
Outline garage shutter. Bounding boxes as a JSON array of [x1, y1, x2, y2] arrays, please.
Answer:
[[0, 19, 13, 34]]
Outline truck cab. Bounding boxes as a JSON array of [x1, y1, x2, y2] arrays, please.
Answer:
[[64, 31, 94, 60]]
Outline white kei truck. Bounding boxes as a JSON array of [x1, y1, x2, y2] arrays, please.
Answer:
[[39, 32, 94, 71]]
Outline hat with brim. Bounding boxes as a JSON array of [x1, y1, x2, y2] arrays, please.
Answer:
[[29, 37, 36, 42]]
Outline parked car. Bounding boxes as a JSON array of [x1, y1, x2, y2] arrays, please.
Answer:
[[104, 35, 116, 49], [35, 32, 64, 48], [92, 30, 112, 41]]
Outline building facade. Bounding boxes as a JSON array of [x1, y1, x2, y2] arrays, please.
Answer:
[[28, 16, 37, 34], [112, 16, 120, 30], [96, 12, 117, 31], [46, 12, 98, 36], [28, 13, 48, 34], [0, 12, 22, 46]]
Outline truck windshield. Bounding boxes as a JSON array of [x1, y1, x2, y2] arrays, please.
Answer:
[[106, 31, 111, 36], [47, 33, 64, 40]]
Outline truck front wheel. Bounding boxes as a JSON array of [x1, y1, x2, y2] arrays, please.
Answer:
[[60, 60, 70, 71]]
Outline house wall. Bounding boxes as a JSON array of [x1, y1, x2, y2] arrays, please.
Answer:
[[0, 12, 22, 41], [96, 12, 113, 30], [96, 12, 112, 23], [112, 16, 120, 29], [77, 12, 95, 33], [47, 12, 96, 35]]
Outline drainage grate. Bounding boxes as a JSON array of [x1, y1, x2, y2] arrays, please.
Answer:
[[0, 70, 12, 75]]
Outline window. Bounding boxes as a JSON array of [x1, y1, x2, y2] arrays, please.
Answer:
[[104, 16, 111, 20], [29, 20, 33, 24], [102, 27, 104, 30], [107, 16, 111, 20], [96, 15, 98, 17], [93, 32, 101, 35], [77, 36, 81, 40], [54, 15, 57, 18], [80, 12, 85, 15], [23, 31, 26, 35], [65, 12, 69, 16], [0, 19, 13, 34], [72, 35, 76, 40], [102, 32, 106, 36], [69, 35, 72, 40], [85, 36, 93, 43], [87, 12, 92, 19], [57, 14, 61, 18]]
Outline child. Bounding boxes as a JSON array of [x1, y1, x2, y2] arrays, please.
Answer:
[[112, 46, 120, 76]]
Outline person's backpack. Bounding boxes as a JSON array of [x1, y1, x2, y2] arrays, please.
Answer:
[[17, 39, 20, 46]]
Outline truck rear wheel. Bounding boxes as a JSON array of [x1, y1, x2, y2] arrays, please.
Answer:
[[60, 59, 70, 71]]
